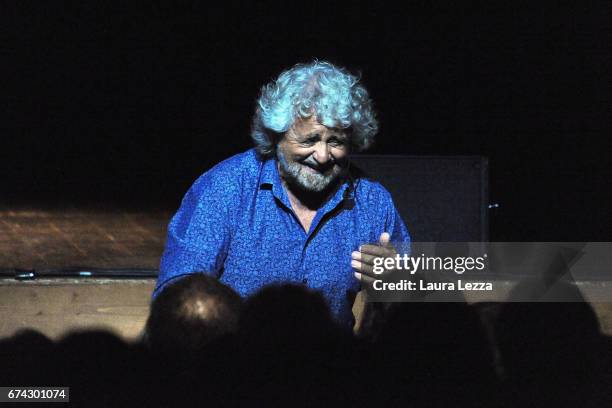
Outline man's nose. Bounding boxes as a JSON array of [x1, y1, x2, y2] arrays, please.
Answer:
[[312, 142, 331, 165]]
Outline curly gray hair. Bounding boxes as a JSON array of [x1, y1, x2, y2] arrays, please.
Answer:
[[251, 60, 379, 158]]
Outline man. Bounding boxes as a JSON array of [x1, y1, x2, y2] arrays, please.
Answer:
[[154, 60, 410, 329]]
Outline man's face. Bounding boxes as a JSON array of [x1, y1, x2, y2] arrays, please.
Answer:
[[276, 116, 349, 193]]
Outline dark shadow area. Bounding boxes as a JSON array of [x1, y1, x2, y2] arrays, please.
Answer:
[[1, 3, 610, 239], [1, 277, 610, 406]]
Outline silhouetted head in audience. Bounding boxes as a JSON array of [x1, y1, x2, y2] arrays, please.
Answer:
[[494, 280, 609, 407], [497, 281, 602, 382], [0, 329, 54, 386], [144, 274, 242, 361], [234, 284, 359, 404], [52, 329, 143, 406], [362, 302, 498, 407], [239, 283, 341, 346]]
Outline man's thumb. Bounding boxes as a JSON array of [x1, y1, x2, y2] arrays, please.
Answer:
[[379, 232, 390, 247]]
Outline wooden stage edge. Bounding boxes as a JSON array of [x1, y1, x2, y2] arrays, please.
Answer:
[[0, 278, 155, 341], [1, 278, 612, 341]]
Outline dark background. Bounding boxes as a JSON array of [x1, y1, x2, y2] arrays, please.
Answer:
[[2, 2, 610, 241]]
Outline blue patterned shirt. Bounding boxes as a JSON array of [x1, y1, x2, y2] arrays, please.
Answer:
[[154, 149, 410, 329]]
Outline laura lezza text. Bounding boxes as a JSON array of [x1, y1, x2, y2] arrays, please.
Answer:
[[372, 279, 493, 291]]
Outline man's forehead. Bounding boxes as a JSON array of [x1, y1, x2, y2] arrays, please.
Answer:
[[291, 116, 347, 136]]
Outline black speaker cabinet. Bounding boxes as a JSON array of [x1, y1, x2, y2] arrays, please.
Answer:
[[350, 155, 489, 242]]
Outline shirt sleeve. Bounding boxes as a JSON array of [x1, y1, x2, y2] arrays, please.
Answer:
[[382, 189, 412, 256], [153, 166, 238, 298]]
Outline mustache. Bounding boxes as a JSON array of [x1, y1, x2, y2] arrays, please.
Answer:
[[301, 157, 344, 172]]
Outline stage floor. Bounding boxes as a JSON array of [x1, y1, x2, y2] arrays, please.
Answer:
[[0, 208, 171, 340], [0, 208, 171, 271]]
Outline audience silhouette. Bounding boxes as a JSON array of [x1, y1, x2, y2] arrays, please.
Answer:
[[0, 273, 610, 406]]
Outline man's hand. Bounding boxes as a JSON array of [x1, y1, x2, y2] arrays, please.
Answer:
[[351, 232, 397, 284]]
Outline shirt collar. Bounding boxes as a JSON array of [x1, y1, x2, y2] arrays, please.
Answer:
[[260, 156, 291, 209], [259, 156, 278, 187]]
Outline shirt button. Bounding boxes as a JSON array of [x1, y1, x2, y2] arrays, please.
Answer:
[[302, 278, 308, 285]]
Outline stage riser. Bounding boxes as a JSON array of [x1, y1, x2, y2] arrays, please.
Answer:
[[1, 279, 611, 340], [0, 279, 154, 340]]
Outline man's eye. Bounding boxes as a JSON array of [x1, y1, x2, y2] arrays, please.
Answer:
[[299, 140, 316, 147], [329, 139, 346, 147]]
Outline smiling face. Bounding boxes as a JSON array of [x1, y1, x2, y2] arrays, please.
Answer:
[[276, 116, 350, 193]]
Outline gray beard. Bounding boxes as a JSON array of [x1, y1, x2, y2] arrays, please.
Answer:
[[276, 149, 343, 193]]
